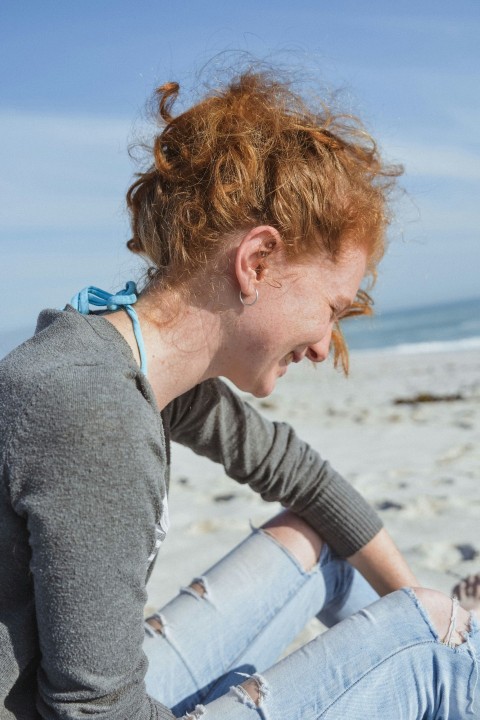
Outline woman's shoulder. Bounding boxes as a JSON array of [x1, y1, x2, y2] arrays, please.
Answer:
[[0, 307, 160, 453], [1, 306, 136, 386]]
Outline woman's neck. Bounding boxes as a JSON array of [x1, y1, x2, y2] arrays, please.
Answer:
[[104, 290, 225, 410]]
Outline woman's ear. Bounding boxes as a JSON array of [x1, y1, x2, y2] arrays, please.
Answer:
[[234, 225, 282, 297]]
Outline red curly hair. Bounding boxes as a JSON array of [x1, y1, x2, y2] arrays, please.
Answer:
[[126, 70, 402, 371]]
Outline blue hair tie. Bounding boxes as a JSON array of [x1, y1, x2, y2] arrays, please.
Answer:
[[70, 282, 148, 375]]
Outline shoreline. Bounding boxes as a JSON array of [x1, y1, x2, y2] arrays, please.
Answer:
[[349, 336, 480, 356], [2, 322, 480, 363]]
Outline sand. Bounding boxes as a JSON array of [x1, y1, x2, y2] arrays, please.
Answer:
[[145, 347, 480, 642]]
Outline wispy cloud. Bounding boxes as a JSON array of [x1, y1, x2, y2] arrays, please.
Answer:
[[0, 110, 142, 230], [385, 139, 480, 181]]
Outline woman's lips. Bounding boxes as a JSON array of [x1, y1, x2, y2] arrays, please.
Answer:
[[284, 349, 307, 365], [280, 349, 306, 375]]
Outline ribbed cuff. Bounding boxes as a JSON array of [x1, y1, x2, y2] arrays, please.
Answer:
[[296, 470, 383, 558]]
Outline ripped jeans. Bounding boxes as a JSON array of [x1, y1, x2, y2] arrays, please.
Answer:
[[143, 527, 480, 719]]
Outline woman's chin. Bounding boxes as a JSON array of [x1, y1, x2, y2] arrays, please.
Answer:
[[250, 368, 287, 398], [251, 386, 274, 399], [229, 365, 286, 398]]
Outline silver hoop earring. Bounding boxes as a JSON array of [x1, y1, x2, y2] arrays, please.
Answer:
[[239, 288, 259, 307]]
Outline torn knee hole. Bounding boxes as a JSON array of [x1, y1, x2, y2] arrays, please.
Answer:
[[180, 576, 211, 601], [232, 673, 269, 708], [182, 705, 206, 719], [442, 596, 470, 648], [146, 616, 165, 635], [413, 588, 471, 648], [189, 580, 207, 598], [241, 679, 262, 706]]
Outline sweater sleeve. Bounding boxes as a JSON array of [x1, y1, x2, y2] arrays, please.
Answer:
[[166, 379, 383, 558], [7, 364, 175, 720]]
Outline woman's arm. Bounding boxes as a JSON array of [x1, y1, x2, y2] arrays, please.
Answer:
[[9, 364, 174, 720], [166, 379, 420, 592], [166, 378, 383, 558], [348, 527, 418, 595]]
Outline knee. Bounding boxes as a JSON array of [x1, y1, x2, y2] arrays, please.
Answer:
[[236, 673, 269, 708], [412, 587, 471, 646], [261, 510, 323, 572]]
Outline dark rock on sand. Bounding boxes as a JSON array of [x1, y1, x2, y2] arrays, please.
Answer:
[[375, 500, 404, 511], [455, 544, 479, 562]]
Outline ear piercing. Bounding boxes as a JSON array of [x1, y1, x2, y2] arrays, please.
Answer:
[[239, 289, 259, 307]]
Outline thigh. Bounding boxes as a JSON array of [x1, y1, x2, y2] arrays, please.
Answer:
[[144, 527, 377, 716], [185, 589, 480, 720]]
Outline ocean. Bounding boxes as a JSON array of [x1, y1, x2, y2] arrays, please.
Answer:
[[342, 296, 480, 354], [1, 296, 479, 361]]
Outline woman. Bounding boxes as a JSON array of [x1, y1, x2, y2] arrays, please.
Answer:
[[0, 70, 478, 719]]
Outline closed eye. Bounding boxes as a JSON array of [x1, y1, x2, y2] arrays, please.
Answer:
[[330, 304, 352, 322]]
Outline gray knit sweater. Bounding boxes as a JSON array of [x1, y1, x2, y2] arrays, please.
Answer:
[[0, 307, 382, 719]]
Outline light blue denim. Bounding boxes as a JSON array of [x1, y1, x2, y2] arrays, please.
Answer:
[[144, 527, 480, 719]]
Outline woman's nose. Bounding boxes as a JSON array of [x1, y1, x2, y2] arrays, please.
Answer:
[[306, 326, 333, 363]]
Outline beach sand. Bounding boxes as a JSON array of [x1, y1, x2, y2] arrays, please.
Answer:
[[145, 347, 480, 645]]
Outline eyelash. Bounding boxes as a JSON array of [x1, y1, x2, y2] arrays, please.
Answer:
[[331, 307, 353, 323]]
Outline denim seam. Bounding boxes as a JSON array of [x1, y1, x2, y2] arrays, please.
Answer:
[[318, 641, 449, 718], [146, 626, 208, 706], [201, 589, 308, 704], [401, 587, 440, 642], [198, 551, 321, 705], [166, 529, 318, 708]]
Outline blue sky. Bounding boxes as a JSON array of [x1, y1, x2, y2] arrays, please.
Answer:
[[1, 0, 479, 331]]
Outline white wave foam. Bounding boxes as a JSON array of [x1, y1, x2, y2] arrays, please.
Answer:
[[361, 336, 480, 356]]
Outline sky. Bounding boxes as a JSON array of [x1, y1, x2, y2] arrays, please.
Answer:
[[1, 0, 479, 333]]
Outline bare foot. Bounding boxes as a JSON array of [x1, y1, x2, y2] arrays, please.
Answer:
[[452, 573, 480, 620]]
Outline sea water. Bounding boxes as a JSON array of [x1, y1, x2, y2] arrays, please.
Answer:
[[1, 296, 479, 361], [342, 296, 480, 354]]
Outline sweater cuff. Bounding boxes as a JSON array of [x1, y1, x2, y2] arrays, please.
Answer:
[[296, 471, 383, 558]]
